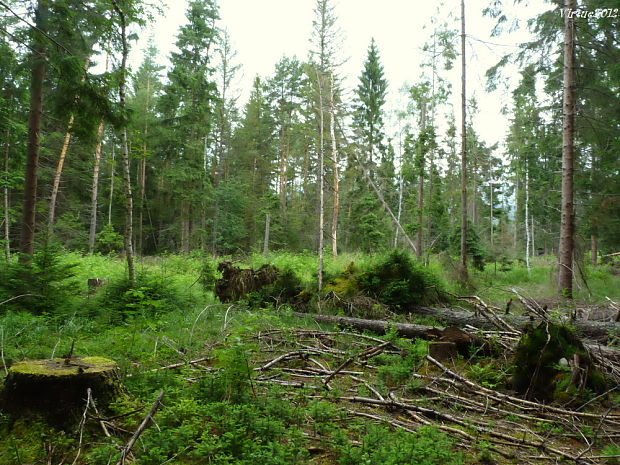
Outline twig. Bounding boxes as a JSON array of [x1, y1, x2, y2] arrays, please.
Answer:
[[86, 391, 111, 438], [0, 327, 7, 375], [71, 388, 91, 465], [0, 294, 39, 306], [118, 390, 164, 465], [323, 341, 391, 387]]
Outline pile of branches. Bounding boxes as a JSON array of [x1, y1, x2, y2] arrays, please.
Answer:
[[245, 328, 619, 464]]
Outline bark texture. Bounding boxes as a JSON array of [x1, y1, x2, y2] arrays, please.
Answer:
[[19, 1, 48, 262], [558, 0, 576, 297], [459, 0, 468, 282]]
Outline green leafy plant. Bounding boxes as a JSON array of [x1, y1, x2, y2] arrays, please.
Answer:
[[336, 424, 463, 465], [0, 245, 79, 315], [359, 249, 447, 309], [94, 224, 124, 255]]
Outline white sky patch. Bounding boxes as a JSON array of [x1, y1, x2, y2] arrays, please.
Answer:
[[132, 0, 555, 150]]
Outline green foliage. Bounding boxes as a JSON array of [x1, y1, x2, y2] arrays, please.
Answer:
[[94, 271, 191, 321], [449, 223, 486, 271], [336, 424, 463, 465], [198, 257, 219, 292], [94, 224, 124, 255], [375, 337, 428, 387], [245, 267, 305, 307], [0, 246, 79, 314], [135, 396, 309, 465], [199, 341, 256, 403], [359, 249, 446, 309], [601, 445, 620, 465], [467, 361, 508, 389], [512, 323, 606, 402]]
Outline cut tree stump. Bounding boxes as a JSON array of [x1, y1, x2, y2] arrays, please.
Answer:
[[429, 342, 458, 361], [1, 356, 122, 425]]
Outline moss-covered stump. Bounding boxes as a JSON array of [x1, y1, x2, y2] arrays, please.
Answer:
[[1, 356, 122, 425], [511, 323, 607, 403]]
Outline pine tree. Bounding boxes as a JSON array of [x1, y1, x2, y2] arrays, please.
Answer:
[[158, 0, 219, 252]]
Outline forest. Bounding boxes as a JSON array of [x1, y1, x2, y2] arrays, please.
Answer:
[[0, 0, 619, 463]]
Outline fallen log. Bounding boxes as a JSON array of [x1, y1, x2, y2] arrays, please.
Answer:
[[293, 312, 620, 362], [410, 305, 618, 343]]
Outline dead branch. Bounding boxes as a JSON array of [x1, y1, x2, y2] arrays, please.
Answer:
[[118, 390, 164, 465]]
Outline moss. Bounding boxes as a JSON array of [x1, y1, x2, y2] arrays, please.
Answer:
[[10, 356, 117, 377], [1, 356, 123, 427], [512, 323, 606, 403]]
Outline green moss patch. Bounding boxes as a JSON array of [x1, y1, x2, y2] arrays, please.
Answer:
[[10, 356, 117, 377], [511, 323, 606, 403]]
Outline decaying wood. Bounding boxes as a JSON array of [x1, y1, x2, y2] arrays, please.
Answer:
[[293, 311, 620, 378], [118, 389, 164, 465], [247, 327, 618, 463], [409, 305, 619, 343], [215, 262, 278, 302]]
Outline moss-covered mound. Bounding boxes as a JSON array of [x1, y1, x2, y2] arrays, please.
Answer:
[[1, 356, 122, 426], [511, 323, 606, 403], [325, 251, 447, 314]]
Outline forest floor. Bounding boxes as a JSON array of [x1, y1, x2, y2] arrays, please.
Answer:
[[0, 252, 619, 464]]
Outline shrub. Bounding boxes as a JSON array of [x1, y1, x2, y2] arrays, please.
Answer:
[[94, 224, 124, 255], [511, 323, 606, 402], [0, 245, 79, 314], [244, 267, 305, 308], [198, 257, 218, 292], [94, 271, 190, 321], [336, 424, 463, 465], [359, 250, 446, 309]]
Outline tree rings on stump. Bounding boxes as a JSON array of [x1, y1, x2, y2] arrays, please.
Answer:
[[1, 356, 123, 425]]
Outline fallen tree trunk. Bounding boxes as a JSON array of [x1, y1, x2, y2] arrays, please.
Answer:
[[410, 305, 618, 343], [293, 312, 620, 361], [294, 312, 441, 340]]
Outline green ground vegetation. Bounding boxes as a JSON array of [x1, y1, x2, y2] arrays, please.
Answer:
[[0, 251, 618, 464]]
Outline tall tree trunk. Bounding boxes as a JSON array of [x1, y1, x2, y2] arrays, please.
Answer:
[[416, 168, 424, 260], [3, 129, 10, 262], [416, 105, 426, 260], [329, 72, 339, 257], [459, 0, 468, 282], [48, 114, 74, 229], [263, 212, 270, 258], [591, 234, 597, 266], [525, 157, 531, 272], [558, 0, 575, 298], [513, 175, 519, 250], [316, 69, 325, 295], [489, 183, 494, 247], [19, 0, 47, 264], [137, 75, 150, 256], [278, 126, 288, 209], [108, 142, 115, 225], [394, 133, 404, 248], [531, 215, 535, 258], [87, 121, 105, 254], [112, 0, 136, 286], [137, 155, 145, 254]]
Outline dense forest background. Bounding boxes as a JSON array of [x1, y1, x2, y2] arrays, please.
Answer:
[[1, 0, 619, 280]]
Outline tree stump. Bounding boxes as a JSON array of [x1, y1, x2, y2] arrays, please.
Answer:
[[428, 342, 458, 362], [1, 356, 122, 425]]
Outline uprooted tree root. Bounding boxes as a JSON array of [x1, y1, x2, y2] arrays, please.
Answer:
[[214, 262, 279, 303]]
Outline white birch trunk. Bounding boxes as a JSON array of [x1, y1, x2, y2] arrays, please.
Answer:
[[525, 157, 531, 272], [88, 121, 105, 254]]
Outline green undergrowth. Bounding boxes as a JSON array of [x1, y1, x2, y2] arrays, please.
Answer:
[[0, 296, 463, 465], [0, 252, 618, 464]]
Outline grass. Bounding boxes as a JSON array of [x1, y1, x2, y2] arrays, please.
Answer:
[[0, 251, 618, 464]]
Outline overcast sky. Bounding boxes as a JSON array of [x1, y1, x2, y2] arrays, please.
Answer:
[[131, 0, 554, 149]]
